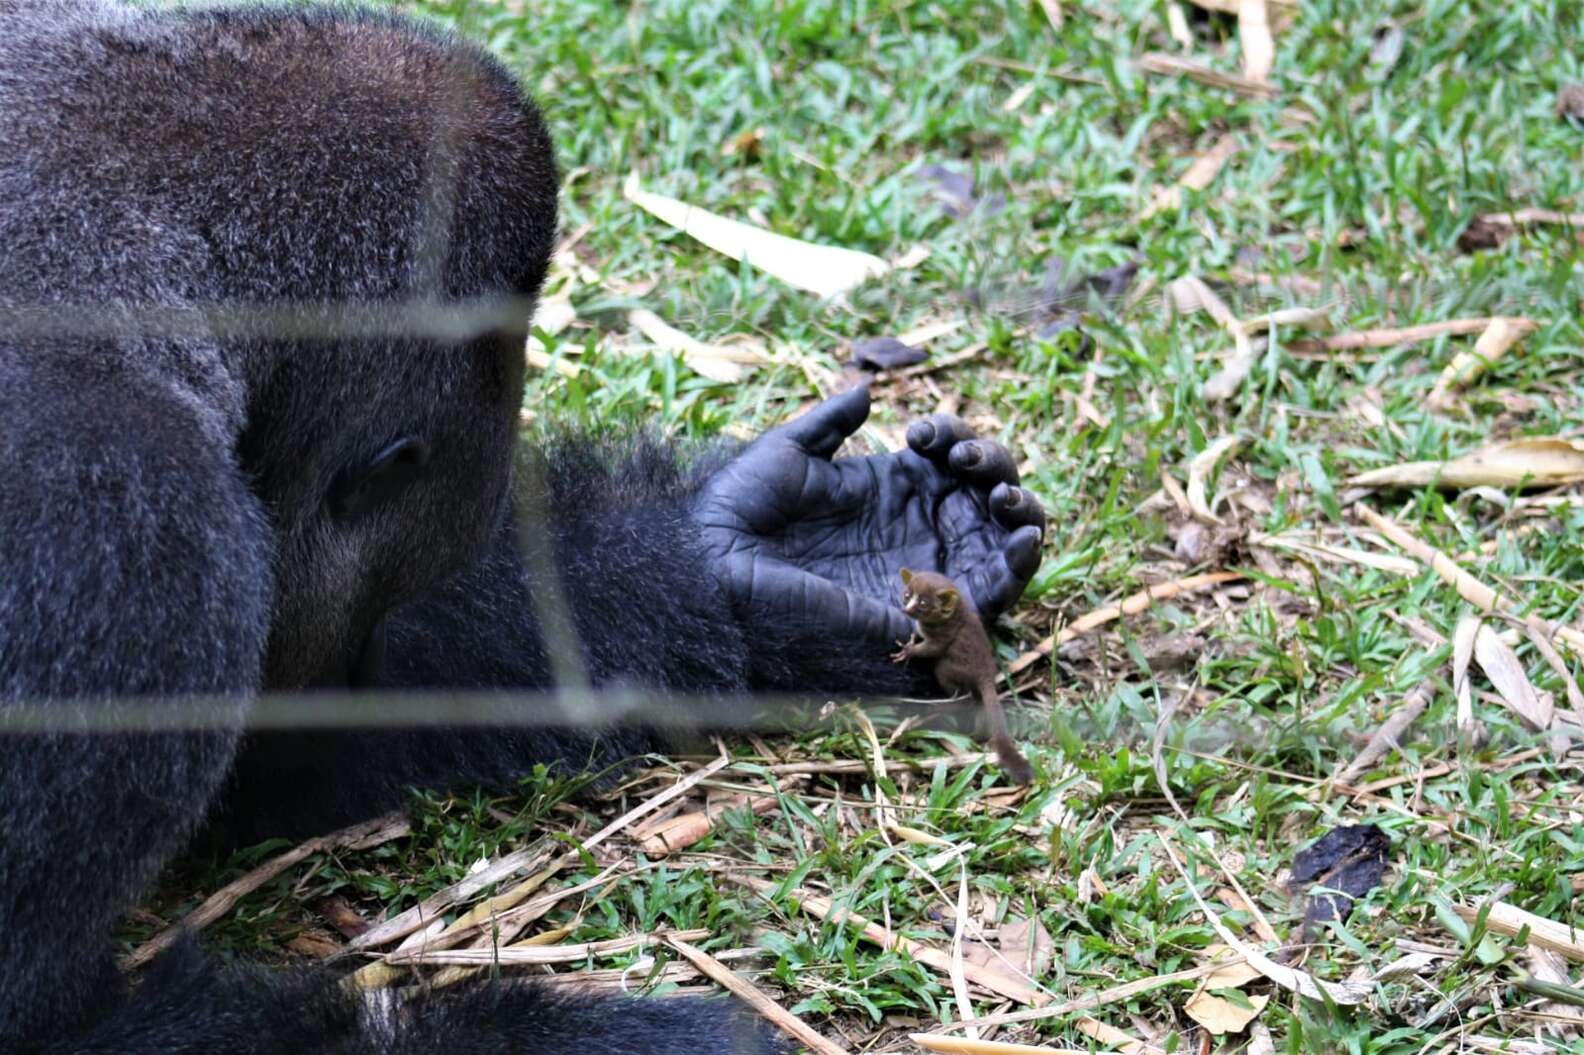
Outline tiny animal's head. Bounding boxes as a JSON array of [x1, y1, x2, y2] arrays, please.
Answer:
[[899, 567, 962, 625]]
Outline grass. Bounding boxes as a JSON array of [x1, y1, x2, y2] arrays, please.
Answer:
[[135, 0, 1584, 1051]]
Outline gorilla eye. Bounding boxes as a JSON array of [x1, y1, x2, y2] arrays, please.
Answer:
[[328, 435, 432, 520]]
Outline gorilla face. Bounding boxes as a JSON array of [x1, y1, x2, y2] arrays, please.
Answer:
[[242, 334, 526, 691]]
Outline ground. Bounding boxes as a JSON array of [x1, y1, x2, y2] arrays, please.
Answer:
[[131, 1, 1584, 1051]]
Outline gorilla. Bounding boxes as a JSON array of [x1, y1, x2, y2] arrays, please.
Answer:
[[0, 2, 1046, 1052]]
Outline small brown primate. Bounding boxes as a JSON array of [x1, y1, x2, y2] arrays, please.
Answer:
[[891, 568, 1034, 785]]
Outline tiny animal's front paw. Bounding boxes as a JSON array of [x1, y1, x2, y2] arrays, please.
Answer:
[[889, 644, 912, 664]]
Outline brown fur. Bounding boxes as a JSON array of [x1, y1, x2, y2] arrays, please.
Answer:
[[891, 568, 1034, 784]]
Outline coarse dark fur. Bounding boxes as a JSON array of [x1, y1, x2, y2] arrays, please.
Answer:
[[892, 569, 1034, 785], [0, 2, 886, 1051]]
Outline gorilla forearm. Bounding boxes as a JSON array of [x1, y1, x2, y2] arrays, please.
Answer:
[[226, 433, 927, 838]]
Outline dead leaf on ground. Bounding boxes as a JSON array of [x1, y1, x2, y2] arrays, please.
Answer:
[[999, 915, 1055, 977], [1142, 133, 1241, 219], [1201, 943, 1263, 988], [1350, 437, 1584, 491], [1186, 435, 1242, 522], [1453, 615, 1481, 737], [626, 309, 769, 383], [1427, 316, 1531, 406], [1236, 0, 1274, 83], [1184, 990, 1270, 1034], [1528, 947, 1584, 1038], [623, 173, 889, 298], [1473, 623, 1554, 730]]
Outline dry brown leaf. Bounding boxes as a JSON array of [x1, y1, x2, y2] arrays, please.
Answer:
[[1428, 317, 1530, 406], [525, 339, 582, 378], [1184, 990, 1270, 1034], [1356, 504, 1584, 657], [1202, 333, 1259, 402], [124, 812, 409, 970], [1002, 82, 1036, 112], [1237, 0, 1274, 82], [623, 173, 889, 298], [626, 309, 769, 383], [892, 824, 954, 848], [999, 916, 1055, 978], [1142, 134, 1241, 219], [1350, 437, 1584, 491], [1473, 622, 1553, 730], [667, 936, 850, 1055], [1200, 944, 1262, 988], [1453, 616, 1480, 736], [1186, 436, 1242, 522], [634, 788, 784, 855], [1073, 1016, 1163, 1054], [388, 927, 707, 966], [1372, 951, 1443, 982], [1186, 0, 1296, 11]]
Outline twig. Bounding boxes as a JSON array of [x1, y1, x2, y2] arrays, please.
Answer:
[[1292, 316, 1539, 353], [1008, 572, 1245, 677], [1328, 677, 1437, 789], [1135, 53, 1279, 98], [122, 811, 409, 970], [731, 876, 1045, 1005], [386, 927, 710, 967], [925, 961, 1235, 1032], [353, 753, 731, 955], [666, 936, 850, 1055], [1356, 504, 1584, 656], [1452, 902, 1584, 962], [756, 753, 992, 776]]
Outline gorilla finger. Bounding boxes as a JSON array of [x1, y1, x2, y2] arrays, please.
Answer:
[[906, 414, 974, 461], [1003, 524, 1043, 585], [948, 439, 1020, 488], [989, 483, 1046, 534], [972, 527, 1043, 616], [778, 382, 872, 459]]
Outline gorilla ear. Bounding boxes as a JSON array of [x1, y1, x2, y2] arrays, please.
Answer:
[[329, 436, 432, 520], [899, 568, 914, 585]]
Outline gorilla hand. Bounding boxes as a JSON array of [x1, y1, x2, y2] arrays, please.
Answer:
[[694, 384, 1045, 645]]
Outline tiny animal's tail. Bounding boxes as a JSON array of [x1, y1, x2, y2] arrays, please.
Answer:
[[975, 678, 1034, 785]]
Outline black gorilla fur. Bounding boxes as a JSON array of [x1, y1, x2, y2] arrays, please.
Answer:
[[0, 2, 1042, 1051]]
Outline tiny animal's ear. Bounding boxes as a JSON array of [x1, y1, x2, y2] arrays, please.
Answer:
[[940, 588, 960, 611], [899, 567, 914, 585]]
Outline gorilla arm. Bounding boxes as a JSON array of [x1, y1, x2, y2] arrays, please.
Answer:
[[224, 387, 1044, 838]]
